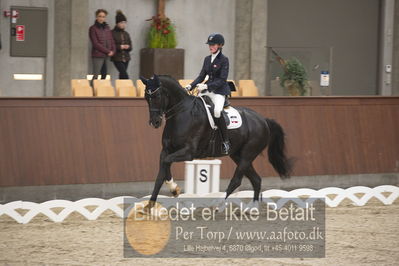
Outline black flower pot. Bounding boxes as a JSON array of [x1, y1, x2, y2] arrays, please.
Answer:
[[140, 48, 184, 80]]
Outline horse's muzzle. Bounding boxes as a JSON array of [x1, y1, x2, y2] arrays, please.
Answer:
[[149, 116, 162, 128]]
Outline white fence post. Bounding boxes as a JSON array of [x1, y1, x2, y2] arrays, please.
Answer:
[[184, 159, 222, 195]]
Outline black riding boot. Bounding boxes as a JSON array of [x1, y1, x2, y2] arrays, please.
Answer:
[[215, 116, 230, 155]]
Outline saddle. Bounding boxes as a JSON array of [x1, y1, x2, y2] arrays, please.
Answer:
[[200, 95, 242, 130]]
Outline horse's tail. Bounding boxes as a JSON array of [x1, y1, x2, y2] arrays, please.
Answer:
[[266, 118, 293, 179]]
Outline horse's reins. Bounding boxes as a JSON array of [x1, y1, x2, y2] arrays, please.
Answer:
[[164, 93, 196, 120], [146, 86, 195, 121], [164, 99, 184, 120]]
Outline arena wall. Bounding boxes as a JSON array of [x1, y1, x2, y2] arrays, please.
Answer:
[[0, 97, 398, 187]]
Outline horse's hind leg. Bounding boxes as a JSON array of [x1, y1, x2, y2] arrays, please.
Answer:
[[225, 153, 250, 199], [226, 162, 261, 202], [225, 167, 245, 199], [244, 165, 262, 202], [227, 145, 264, 201]]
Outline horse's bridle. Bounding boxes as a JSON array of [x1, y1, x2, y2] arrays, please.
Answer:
[[146, 86, 167, 116], [145, 85, 194, 121]]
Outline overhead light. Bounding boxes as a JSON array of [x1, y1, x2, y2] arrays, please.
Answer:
[[13, 74, 43, 80]]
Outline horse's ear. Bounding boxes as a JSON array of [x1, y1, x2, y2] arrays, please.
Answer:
[[140, 76, 148, 85], [153, 74, 160, 85]]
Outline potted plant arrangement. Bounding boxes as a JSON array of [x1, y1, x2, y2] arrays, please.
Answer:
[[140, 0, 184, 80], [272, 49, 310, 96], [147, 15, 177, 48]]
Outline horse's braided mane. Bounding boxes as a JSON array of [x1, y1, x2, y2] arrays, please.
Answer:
[[158, 75, 188, 97]]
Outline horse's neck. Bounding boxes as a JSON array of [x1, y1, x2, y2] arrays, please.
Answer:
[[159, 77, 192, 110], [168, 94, 185, 107], [164, 94, 196, 121], [166, 88, 189, 109]]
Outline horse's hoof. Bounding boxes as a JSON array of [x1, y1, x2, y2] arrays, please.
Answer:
[[172, 186, 181, 197], [143, 200, 156, 214], [225, 191, 231, 199], [245, 201, 260, 215]]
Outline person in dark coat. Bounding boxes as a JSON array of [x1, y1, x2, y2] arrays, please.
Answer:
[[111, 10, 132, 79], [186, 33, 231, 154], [89, 9, 116, 82]]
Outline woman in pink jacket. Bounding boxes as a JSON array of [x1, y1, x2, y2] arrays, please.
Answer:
[[89, 9, 116, 83]]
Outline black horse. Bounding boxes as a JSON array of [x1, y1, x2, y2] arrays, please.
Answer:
[[141, 75, 292, 209]]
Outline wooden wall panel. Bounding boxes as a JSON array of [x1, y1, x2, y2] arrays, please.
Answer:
[[0, 97, 398, 187]]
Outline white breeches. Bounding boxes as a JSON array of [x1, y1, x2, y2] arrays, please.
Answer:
[[200, 90, 225, 118]]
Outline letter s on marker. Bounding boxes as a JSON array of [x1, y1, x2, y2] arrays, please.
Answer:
[[199, 169, 208, 182]]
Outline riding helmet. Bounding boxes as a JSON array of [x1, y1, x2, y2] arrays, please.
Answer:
[[206, 33, 225, 46]]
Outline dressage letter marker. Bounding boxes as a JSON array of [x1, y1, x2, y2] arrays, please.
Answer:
[[184, 160, 221, 194]]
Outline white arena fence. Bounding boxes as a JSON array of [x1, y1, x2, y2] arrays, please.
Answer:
[[0, 185, 398, 224]]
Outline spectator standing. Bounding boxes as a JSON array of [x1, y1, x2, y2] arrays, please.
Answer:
[[89, 9, 116, 83], [111, 10, 132, 79]]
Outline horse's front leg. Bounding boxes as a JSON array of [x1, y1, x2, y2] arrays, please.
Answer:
[[146, 146, 191, 211], [145, 150, 169, 211], [164, 163, 181, 197], [163, 145, 193, 163], [160, 145, 193, 199]]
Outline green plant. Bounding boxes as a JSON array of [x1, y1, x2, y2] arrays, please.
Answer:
[[279, 58, 309, 96], [147, 15, 177, 48]]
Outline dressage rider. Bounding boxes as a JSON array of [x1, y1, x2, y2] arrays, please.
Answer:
[[185, 33, 231, 155]]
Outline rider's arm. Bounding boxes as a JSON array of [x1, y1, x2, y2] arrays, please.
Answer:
[[190, 58, 208, 88], [206, 56, 229, 92]]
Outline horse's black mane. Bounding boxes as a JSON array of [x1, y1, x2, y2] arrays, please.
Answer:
[[158, 75, 188, 98]]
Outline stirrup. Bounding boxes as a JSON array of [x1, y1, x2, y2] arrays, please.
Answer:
[[222, 141, 230, 155]]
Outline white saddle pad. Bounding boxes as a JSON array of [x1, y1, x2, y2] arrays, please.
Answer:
[[198, 96, 242, 130], [224, 106, 242, 129]]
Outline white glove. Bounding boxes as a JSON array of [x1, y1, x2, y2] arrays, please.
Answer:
[[197, 84, 208, 92], [185, 84, 192, 91]]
